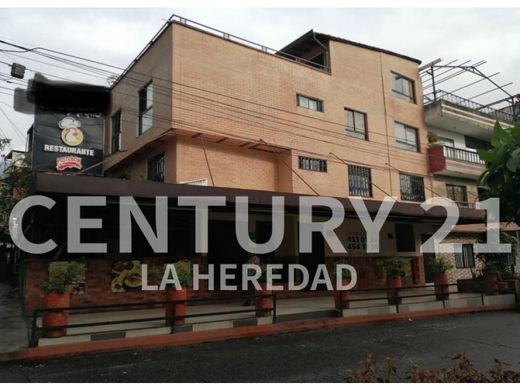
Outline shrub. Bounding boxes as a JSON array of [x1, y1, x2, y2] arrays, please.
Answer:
[[431, 256, 453, 273], [346, 353, 520, 383], [383, 257, 407, 277]]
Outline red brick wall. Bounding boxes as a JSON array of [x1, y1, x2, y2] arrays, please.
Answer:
[[22, 256, 203, 315]]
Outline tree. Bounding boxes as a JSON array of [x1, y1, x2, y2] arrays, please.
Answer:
[[477, 122, 520, 226]]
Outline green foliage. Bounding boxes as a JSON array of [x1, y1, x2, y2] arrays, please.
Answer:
[[151, 262, 192, 288], [40, 262, 86, 293], [0, 138, 11, 152], [430, 256, 453, 273], [383, 257, 407, 277], [332, 259, 352, 280], [476, 231, 519, 279], [478, 122, 520, 225], [0, 152, 33, 243]]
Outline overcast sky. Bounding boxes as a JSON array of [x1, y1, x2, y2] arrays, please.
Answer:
[[0, 8, 519, 151]]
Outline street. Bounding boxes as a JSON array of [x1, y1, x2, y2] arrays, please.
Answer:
[[1, 311, 520, 382]]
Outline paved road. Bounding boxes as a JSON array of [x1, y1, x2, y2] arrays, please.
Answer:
[[1, 311, 520, 382]]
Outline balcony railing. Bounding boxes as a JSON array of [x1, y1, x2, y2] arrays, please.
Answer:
[[443, 146, 485, 165], [424, 90, 514, 124]]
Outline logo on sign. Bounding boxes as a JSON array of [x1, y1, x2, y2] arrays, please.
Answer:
[[58, 116, 84, 147], [56, 156, 82, 171]]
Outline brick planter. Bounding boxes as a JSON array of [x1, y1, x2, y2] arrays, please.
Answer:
[[484, 274, 498, 296], [42, 292, 70, 338], [386, 276, 402, 305], [433, 272, 450, 301], [333, 278, 351, 309], [255, 282, 273, 317], [165, 287, 187, 326]]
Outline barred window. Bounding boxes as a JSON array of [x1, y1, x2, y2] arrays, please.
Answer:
[[446, 184, 468, 207], [345, 108, 367, 140], [299, 156, 327, 172], [395, 122, 419, 152], [455, 244, 475, 268], [399, 173, 425, 202], [148, 153, 164, 182], [297, 94, 324, 112], [348, 165, 372, 197]]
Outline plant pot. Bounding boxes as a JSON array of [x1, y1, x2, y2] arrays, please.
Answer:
[[484, 274, 498, 296], [165, 287, 187, 326], [42, 292, 70, 338], [255, 282, 273, 317], [433, 272, 450, 301], [333, 278, 351, 309], [497, 281, 508, 294], [386, 275, 402, 305]]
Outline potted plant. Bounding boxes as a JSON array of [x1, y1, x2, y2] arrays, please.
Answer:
[[255, 265, 273, 317], [383, 257, 406, 305], [427, 132, 439, 145], [40, 262, 85, 338], [431, 256, 453, 301], [153, 262, 192, 326], [332, 262, 352, 310], [482, 261, 500, 296]]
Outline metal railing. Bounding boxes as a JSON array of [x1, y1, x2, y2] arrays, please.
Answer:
[[424, 90, 514, 124], [443, 145, 486, 165], [30, 294, 273, 348], [29, 280, 517, 347], [168, 14, 330, 72], [337, 280, 516, 313]]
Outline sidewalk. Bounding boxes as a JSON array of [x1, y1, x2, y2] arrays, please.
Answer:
[[0, 283, 29, 353]]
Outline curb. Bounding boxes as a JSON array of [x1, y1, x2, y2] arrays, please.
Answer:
[[1, 304, 516, 362]]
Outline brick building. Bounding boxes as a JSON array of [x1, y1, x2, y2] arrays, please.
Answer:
[[21, 16, 491, 313]]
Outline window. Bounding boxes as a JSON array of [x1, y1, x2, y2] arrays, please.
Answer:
[[345, 108, 367, 140], [395, 122, 419, 152], [464, 135, 491, 151], [348, 165, 372, 197], [391, 72, 416, 103], [148, 153, 164, 182], [110, 110, 122, 153], [455, 244, 475, 268], [299, 156, 327, 172], [395, 223, 416, 252], [138, 82, 153, 134], [297, 94, 323, 112], [399, 173, 425, 202], [446, 184, 468, 207]]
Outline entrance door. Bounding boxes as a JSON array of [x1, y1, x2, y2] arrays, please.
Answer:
[[208, 220, 247, 288], [421, 234, 435, 283], [298, 231, 325, 290]]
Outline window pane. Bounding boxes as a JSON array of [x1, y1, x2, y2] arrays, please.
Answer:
[[354, 112, 366, 131], [345, 110, 354, 129], [146, 84, 153, 109]]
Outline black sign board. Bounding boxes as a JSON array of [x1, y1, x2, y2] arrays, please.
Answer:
[[32, 108, 104, 176]]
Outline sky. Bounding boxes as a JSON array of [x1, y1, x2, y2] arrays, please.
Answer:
[[0, 7, 519, 152]]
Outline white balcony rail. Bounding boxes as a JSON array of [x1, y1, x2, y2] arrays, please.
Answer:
[[443, 146, 486, 165]]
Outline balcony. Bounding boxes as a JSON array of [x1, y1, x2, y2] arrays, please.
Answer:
[[424, 91, 514, 141], [428, 144, 486, 179]]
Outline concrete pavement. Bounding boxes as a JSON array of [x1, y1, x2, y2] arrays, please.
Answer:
[[0, 284, 28, 354]]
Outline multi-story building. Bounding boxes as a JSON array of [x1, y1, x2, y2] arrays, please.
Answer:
[[97, 16, 483, 292], [424, 85, 519, 283]]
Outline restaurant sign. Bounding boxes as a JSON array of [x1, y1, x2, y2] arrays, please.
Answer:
[[32, 108, 104, 175]]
